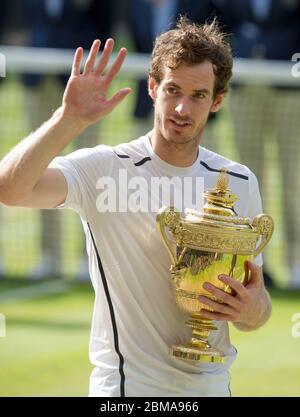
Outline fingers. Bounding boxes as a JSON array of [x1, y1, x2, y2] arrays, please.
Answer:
[[198, 309, 231, 321], [244, 262, 263, 288], [83, 39, 101, 74], [106, 87, 132, 111], [94, 38, 115, 76], [201, 282, 243, 310], [71, 47, 83, 76], [198, 295, 234, 316], [217, 275, 248, 297], [103, 48, 128, 84], [74, 39, 127, 84], [246, 261, 261, 277]]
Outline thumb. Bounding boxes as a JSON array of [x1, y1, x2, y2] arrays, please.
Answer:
[[107, 87, 132, 111], [244, 260, 263, 288]]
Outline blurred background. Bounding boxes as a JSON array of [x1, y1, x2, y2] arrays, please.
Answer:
[[0, 0, 299, 396]]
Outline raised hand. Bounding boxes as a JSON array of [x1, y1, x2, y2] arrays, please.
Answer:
[[61, 39, 132, 127]]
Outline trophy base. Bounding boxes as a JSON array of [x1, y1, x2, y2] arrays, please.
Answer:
[[170, 343, 225, 363]]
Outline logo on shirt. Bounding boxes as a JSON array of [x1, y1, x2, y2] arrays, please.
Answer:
[[95, 170, 204, 213]]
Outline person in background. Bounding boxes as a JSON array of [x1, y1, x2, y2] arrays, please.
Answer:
[[127, 0, 221, 146]]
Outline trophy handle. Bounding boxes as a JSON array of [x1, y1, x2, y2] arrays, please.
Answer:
[[252, 214, 274, 257], [156, 207, 180, 265]]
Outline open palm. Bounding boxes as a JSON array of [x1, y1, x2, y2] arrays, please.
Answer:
[[62, 39, 131, 126]]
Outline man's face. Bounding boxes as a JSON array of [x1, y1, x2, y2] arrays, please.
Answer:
[[149, 61, 224, 145]]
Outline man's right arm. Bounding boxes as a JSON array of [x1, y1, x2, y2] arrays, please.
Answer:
[[0, 39, 131, 209], [0, 109, 84, 208]]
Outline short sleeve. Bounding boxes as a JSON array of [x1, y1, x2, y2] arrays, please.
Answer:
[[49, 145, 113, 220]]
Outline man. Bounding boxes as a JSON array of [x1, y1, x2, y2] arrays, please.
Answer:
[[0, 19, 272, 397], [128, 0, 221, 142]]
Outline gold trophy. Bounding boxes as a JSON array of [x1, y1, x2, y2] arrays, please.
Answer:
[[157, 169, 274, 363]]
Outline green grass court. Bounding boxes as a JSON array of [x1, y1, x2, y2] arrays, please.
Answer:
[[0, 279, 299, 397]]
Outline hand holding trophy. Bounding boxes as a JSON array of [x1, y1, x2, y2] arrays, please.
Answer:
[[157, 169, 274, 363]]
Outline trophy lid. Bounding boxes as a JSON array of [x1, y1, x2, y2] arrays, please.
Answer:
[[184, 168, 252, 229], [203, 168, 239, 217]]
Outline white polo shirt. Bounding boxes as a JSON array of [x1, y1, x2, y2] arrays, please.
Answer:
[[51, 135, 263, 397]]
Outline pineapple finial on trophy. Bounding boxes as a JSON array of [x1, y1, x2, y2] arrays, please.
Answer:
[[203, 168, 239, 217], [216, 167, 229, 192]]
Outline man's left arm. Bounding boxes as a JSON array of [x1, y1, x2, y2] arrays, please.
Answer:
[[198, 261, 272, 331]]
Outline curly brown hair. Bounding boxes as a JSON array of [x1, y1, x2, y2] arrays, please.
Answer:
[[149, 16, 233, 98]]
